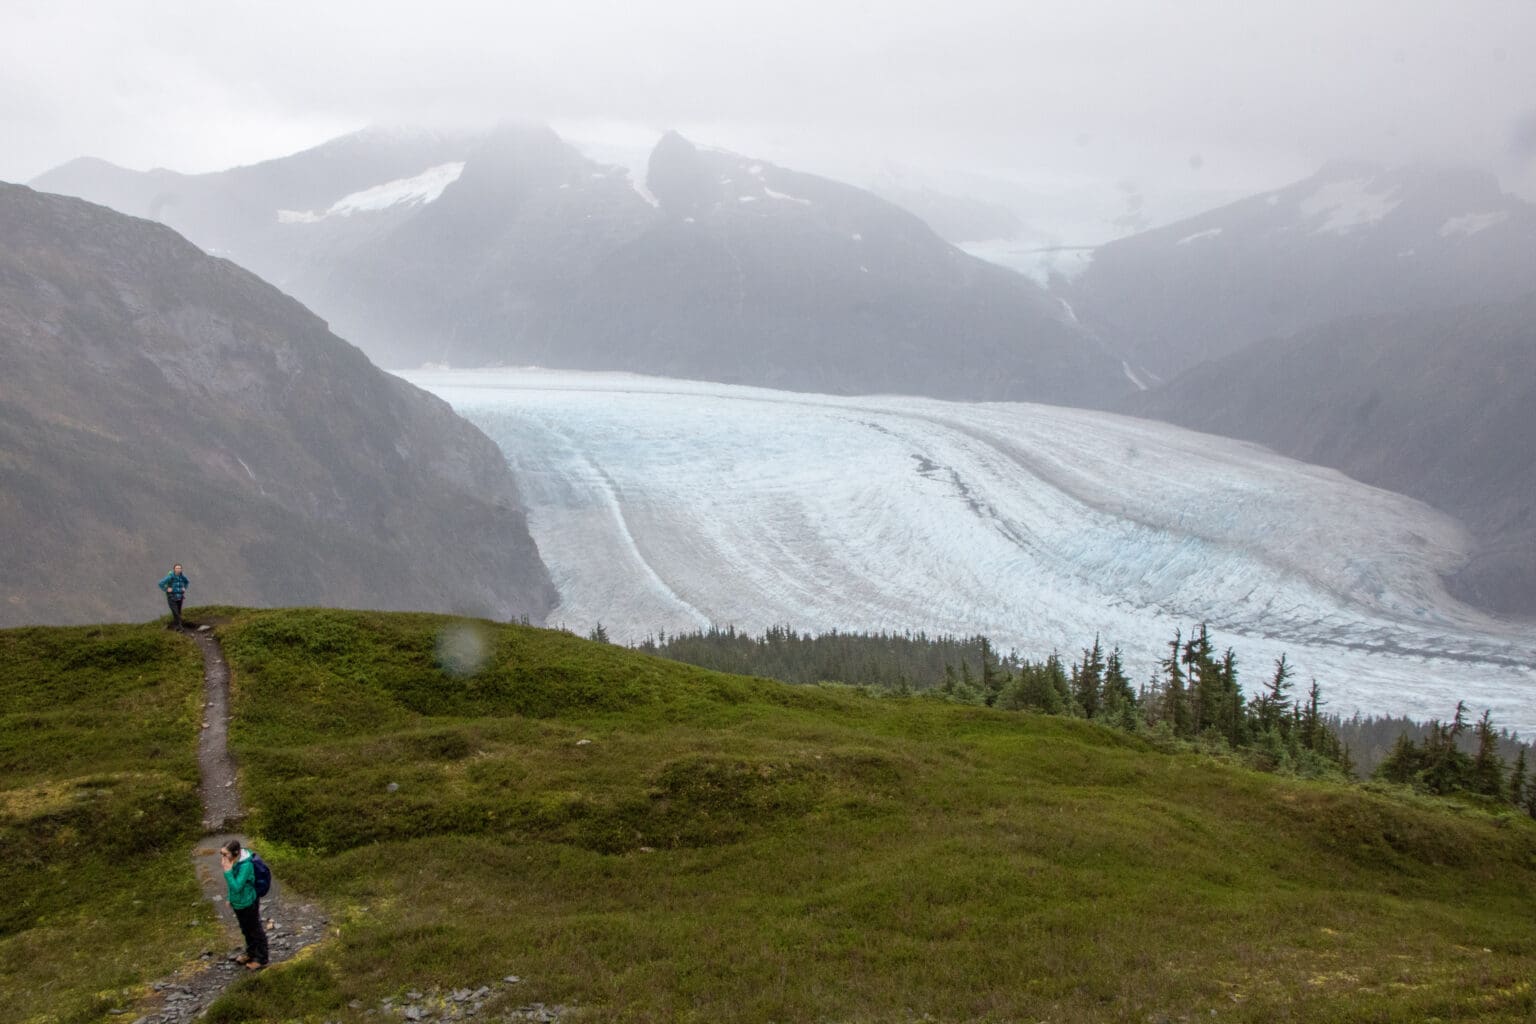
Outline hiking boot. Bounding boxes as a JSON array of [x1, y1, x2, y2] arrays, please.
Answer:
[[234, 953, 251, 964], [245, 960, 266, 971]]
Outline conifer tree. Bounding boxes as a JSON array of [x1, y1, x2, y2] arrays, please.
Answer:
[[1160, 629, 1191, 737], [1470, 709, 1507, 799], [1101, 647, 1138, 730], [1254, 654, 1293, 736], [979, 635, 1005, 706], [1376, 731, 1423, 785], [1185, 624, 1221, 734], [1219, 648, 1246, 746], [1045, 653, 1072, 711], [1451, 701, 1469, 741], [1509, 748, 1528, 809], [1009, 660, 1065, 714], [1418, 712, 1473, 794], [1300, 680, 1324, 752], [1074, 635, 1105, 720]]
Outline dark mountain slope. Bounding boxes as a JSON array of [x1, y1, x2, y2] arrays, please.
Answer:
[[1070, 162, 1536, 380], [1123, 293, 1536, 617], [0, 183, 555, 626]]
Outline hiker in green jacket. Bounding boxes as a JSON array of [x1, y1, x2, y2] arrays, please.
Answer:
[[158, 564, 189, 630], [220, 839, 268, 969]]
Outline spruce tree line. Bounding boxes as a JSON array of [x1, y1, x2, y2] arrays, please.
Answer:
[[639, 622, 1534, 813], [1327, 711, 1530, 777], [1373, 702, 1536, 814]]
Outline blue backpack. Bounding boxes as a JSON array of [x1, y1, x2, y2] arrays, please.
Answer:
[[249, 852, 272, 898]]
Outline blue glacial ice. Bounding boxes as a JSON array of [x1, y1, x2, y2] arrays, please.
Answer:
[[402, 368, 1536, 733]]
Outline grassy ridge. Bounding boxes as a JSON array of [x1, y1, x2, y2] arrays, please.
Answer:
[[206, 609, 1536, 1023], [0, 622, 215, 1024]]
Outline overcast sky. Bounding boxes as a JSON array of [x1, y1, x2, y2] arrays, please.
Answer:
[[5, 0, 1536, 209]]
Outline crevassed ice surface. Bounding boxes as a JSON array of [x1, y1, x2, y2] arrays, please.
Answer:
[[402, 369, 1536, 732]]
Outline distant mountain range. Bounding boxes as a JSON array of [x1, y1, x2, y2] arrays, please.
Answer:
[[32, 125, 1128, 405], [0, 183, 555, 626], [1066, 161, 1536, 381], [1123, 292, 1536, 618], [24, 135, 1536, 622]]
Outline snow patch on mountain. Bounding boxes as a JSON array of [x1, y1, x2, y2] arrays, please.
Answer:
[[1299, 178, 1402, 234], [1438, 210, 1511, 238], [1176, 227, 1223, 245], [763, 186, 812, 205], [277, 162, 465, 223], [404, 368, 1536, 733], [629, 176, 661, 208]]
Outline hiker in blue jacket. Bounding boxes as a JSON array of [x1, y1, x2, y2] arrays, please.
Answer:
[[158, 564, 189, 630]]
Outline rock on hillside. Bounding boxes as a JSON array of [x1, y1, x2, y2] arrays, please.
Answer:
[[1123, 293, 1536, 618], [35, 125, 1129, 404], [1067, 161, 1536, 381], [0, 183, 555, 626]]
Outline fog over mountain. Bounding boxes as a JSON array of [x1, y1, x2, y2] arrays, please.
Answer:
[[1067, 162, 1536, 380], [34, 124, 1129, 404], [6, 3, 1536, 229]]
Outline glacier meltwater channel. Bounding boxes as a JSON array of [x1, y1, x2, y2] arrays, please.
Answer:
[[402, 368, 1536, 733]]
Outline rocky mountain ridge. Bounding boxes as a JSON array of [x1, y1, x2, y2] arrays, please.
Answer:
[[33, 124, 1129, 404]]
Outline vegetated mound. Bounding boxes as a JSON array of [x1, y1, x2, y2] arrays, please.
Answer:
[[201, 608, 1536, 1023], [0, 621, 217, 1023], [0, 183, 555, 626], [34, 125, 1129, 404], [1123, 292, 1536, 618]]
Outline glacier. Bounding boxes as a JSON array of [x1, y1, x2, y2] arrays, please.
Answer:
[[402, 369, 1536, 733]]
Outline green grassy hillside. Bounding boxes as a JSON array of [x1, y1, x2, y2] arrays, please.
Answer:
[[6, 609, 1536, 1023], [0, 622, 214, 1024]]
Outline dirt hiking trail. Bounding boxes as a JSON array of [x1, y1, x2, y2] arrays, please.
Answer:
[[112, 624, 330, 1024]]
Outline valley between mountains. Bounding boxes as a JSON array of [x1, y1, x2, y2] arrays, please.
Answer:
[[405, 369, 1536, 735]]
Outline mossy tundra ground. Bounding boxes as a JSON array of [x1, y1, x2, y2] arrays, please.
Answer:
[[3, 608, 1533, 1023]]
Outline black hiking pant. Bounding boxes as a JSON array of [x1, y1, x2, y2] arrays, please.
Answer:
[[233, 901, 268, 965], [166, 594, 183, 628]]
